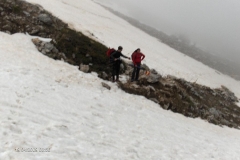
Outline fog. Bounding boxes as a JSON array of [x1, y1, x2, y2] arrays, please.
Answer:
[[94, 0, 240, 62]]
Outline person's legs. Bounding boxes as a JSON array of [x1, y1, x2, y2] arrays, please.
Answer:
[[112, 63, 116, 81], [131, 66, 137, 81], [135, 64, 141, 81], [116, 63, 120, 81]]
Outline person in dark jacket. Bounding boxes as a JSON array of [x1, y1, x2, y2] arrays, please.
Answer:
[[110, 46, 130, 82], [131, 48, 145, 82]]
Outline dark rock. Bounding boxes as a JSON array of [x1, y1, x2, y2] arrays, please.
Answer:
[[38, 14, 52, 25], [30, 28, 39, 35], [101, 82, 111, 90], [72, 53, 75, 59], [141, 63, 150, 70], [23, 11, 30, 16], [44, 42, 54, 51], [150, 98, 159, 104], [212, 92, 217, 96], [144, 86, 151, 96], [167, 75, 178, 80], [163, 103, 170, 110], [150, 69, 158, 74], [147, 85, 155, 92], [100, 72, 108, 80], [209, 108, 222, 118], [189, 96, 194, 103], [178, 94, 183, 99], [2, 24, 12, 31], [120, 63, 124, 70], [220, 119, 230, 126], [32, 38, 41, 45], [159, 89, 172, 98], [147, 74, 161, 83], [130, 84, 139, 89], [52, 47, 59, 54], [59, 52, 67, 59]]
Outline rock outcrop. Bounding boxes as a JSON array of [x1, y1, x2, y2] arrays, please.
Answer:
[[120, 63, 240, 129]]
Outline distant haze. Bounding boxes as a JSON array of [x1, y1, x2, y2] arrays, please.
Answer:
[[94, 0, 240, 62]]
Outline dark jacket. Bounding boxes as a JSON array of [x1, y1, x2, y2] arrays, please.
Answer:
[[110, 51, 128, 62], [111, 51, 128, 59]]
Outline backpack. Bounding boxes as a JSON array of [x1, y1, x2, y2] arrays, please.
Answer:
[[106, 48, 115, 57]]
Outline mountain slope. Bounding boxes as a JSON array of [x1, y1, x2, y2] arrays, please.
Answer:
[[25, 0, 240, 103]]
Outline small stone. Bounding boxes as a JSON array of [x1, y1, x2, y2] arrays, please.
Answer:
[[30, 29, 39, 35], [150, 98, 159, 104], [100, 72, 108, 80], [44, 42, 54, 51], [38, 14, 52, 25], [23, 11, 30, 16], [72, 54, 75, 59], [163, 103, 170, 110], [2, 25, 12, 31], [220, 119, 230, 126], [5, 31, 11, 35], [209, 108, 222, 118], [150, 69, 158, 74], [101, 82, 111, 90], [79, 64, 89, 73]]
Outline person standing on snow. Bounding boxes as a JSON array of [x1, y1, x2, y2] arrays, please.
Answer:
[[110, 46, 130, 82], [131, 48, 145, 82]]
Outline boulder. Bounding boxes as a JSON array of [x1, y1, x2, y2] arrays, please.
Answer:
[[147, 74, 161, 84], [38, 14, 52, 25]]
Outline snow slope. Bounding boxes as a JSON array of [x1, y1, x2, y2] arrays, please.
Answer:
[[26, 0, 240, 101], [1, 32, 240, 159]]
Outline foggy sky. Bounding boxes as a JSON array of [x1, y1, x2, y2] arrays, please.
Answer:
[[94, 0, 240, 61]]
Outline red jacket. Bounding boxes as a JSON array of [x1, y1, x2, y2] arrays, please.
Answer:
[[132, 52, 145, 65]]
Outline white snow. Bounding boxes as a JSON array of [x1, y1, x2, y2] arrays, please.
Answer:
[[0, 0, 240, 159], [0, 30, 240, 160]]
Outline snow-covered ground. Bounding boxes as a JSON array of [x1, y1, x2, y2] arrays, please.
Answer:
[[26, 0, 240, 101], [1, 32, 240, 160], [1, 0, 240, 159]]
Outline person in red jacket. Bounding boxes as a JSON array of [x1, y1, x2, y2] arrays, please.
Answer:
[[131, 48, 145, 82]]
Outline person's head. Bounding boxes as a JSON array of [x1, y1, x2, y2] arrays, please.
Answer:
[[135, 48, 140, 52], [118, 46, 123, 51]]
